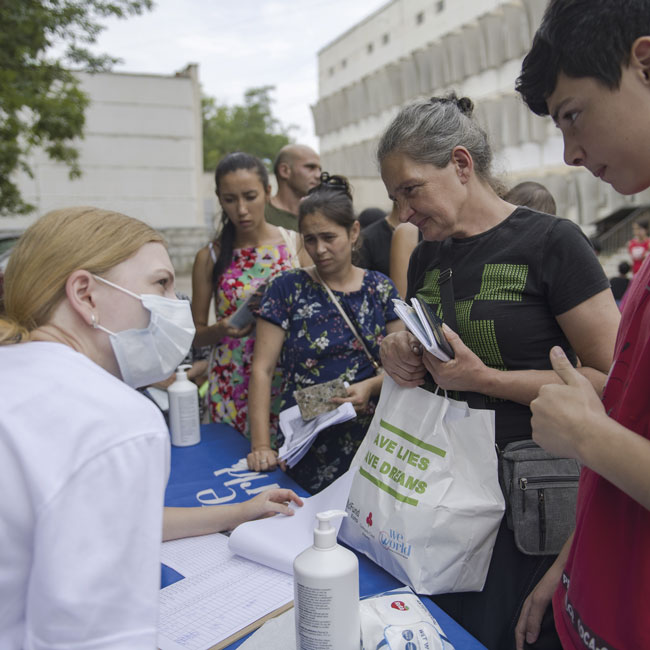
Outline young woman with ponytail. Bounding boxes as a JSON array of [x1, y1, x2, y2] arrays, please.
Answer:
[[191, 152, 307, 438]]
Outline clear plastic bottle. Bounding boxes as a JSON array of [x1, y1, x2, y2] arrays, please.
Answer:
[[293, 510, 361, 650], [168, 364, 201, 446]]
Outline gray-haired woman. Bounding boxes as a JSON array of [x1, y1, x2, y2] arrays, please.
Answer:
[[378, 94, 620, 650]]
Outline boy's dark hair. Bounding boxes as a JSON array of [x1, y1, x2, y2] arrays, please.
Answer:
[[504, 181, 557, 215], [619, 261, 631, 275], [516, 0, 650, 116]]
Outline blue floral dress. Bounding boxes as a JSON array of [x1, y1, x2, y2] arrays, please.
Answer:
[[259, 268, 399, 493]]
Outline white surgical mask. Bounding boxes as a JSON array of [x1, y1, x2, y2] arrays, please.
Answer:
[[92, 275, 196, 388]]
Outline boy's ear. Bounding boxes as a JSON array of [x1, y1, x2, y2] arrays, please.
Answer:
[[630, 36, 650, 82]]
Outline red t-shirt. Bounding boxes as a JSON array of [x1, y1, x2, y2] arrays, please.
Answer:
[[553, 262, 650, 649], [628, 238, 649, 275]]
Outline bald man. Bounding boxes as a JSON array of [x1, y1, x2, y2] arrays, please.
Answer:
[[265, 144, 321, 231]]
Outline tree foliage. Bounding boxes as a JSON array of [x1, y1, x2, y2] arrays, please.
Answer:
[[0, 0, 153, 216], [202, 86, 294, 171]]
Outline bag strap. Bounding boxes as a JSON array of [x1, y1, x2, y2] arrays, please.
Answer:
[[312, 267, 382, 374], [436, 239, 485, 409], [437, 237, 457, 332]]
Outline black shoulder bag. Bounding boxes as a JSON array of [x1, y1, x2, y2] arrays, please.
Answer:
[[437, 237, 580, 555]]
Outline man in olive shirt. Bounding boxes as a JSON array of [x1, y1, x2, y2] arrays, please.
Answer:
[[265, 144, 321, 231]]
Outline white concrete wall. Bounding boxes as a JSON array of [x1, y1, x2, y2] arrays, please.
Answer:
[[319, 0, 506, 98], [314, 0, 649, 223], [1, 65, 203, 234]]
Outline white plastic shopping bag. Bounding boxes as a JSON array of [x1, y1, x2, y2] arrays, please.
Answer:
[[340, 375, 505, 595]]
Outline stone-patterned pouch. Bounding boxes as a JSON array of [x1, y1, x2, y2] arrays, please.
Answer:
[[293, 377, 349, 420]]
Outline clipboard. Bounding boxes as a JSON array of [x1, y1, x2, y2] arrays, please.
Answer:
[[209, 601, 294, 649]]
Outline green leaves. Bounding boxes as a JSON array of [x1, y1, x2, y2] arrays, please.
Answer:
[[202, 85, 295, 172], [0, 0, 153, 216]]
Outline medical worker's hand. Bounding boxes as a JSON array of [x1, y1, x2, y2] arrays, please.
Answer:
[[243, 488, 304, 521]]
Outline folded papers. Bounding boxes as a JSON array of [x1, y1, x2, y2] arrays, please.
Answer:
[[278, 402, 357, 467]]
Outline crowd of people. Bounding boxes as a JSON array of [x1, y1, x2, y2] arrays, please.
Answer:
[[1, 0, 649, 648]]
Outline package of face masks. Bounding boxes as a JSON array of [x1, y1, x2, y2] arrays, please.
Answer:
[[360, 587, 455, 650]]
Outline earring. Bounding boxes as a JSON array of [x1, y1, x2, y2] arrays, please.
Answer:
[[90, 314, 98, 328]]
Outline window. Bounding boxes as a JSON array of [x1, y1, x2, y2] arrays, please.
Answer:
[[382, 32, 390, 45], [435, 0, 445, 13], [367, 42, 374, 54], [341, 58, 347, 69], [416, 11, 425, 25], [328, 66, 335, 77]]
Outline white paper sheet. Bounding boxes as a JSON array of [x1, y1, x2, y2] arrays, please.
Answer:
[[278, 402, 356, 467], [158, 533, 293, 650], [158, 469, 356, 650], [228, 468, 356, 574]]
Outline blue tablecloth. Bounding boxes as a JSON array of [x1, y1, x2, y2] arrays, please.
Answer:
[[163, 422, 486, 649]]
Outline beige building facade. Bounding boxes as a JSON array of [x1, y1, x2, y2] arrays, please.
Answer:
[[313, 0, 650, 228]]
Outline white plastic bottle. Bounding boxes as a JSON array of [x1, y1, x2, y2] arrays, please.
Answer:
[[293, 510, 361, 650], [168, 364, 201, 447]]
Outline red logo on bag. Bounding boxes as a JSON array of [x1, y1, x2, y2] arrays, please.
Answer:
[[391, 600, 409, 611], [366, 512, 373, 526]]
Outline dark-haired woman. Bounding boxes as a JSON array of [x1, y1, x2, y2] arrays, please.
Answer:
[[378, 94, 621, 649], [246, 175, 403, 493], [192, 152, 308, 437]]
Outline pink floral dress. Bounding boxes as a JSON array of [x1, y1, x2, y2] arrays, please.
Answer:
[[208, 243, 293, 440]]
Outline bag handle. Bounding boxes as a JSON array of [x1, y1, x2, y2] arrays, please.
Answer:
[[312, 267, 382, 375]]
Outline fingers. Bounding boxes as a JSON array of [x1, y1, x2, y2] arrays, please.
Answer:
[[514, 590, 547, 650], [264, 489, 304, 516], [441, 322, 456, 337], [227, 322, 255, 338], [266, 501, 295, 516], [246, 448, 278, 472], [284, 490, 304, 507], [387, 370, 426, 387], [549, 346, 582, 386], [267, 489, 304, 507], [514, 599, 530, 650]]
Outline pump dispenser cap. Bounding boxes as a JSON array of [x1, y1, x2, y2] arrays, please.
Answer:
[[175, 363, 192, 379], [313, 510, 347, 549]]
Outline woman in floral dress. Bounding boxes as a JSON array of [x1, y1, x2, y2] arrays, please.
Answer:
[[191, 152, 306, 438], [247, 175, 404, 493]]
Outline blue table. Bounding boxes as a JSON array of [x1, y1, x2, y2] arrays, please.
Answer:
[[163, 423, 486, 649]]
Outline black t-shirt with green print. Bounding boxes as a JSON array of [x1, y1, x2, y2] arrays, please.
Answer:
[[406, 206, 609, 445]]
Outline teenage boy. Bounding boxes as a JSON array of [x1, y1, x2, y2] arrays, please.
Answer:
[[514, 1, 650, 649]]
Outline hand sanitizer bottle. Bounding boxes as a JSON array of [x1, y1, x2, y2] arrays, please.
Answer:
[[293, 510, 360, 650], [168, 364, 201, 447]]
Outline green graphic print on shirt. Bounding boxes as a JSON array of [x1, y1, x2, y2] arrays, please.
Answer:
[[415, 263, 529, 372]]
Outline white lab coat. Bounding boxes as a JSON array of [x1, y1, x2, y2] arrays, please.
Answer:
[[0, 341, 170, 649]]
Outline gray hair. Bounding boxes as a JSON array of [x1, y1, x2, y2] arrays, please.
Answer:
[[377, 93, 497, 188]]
